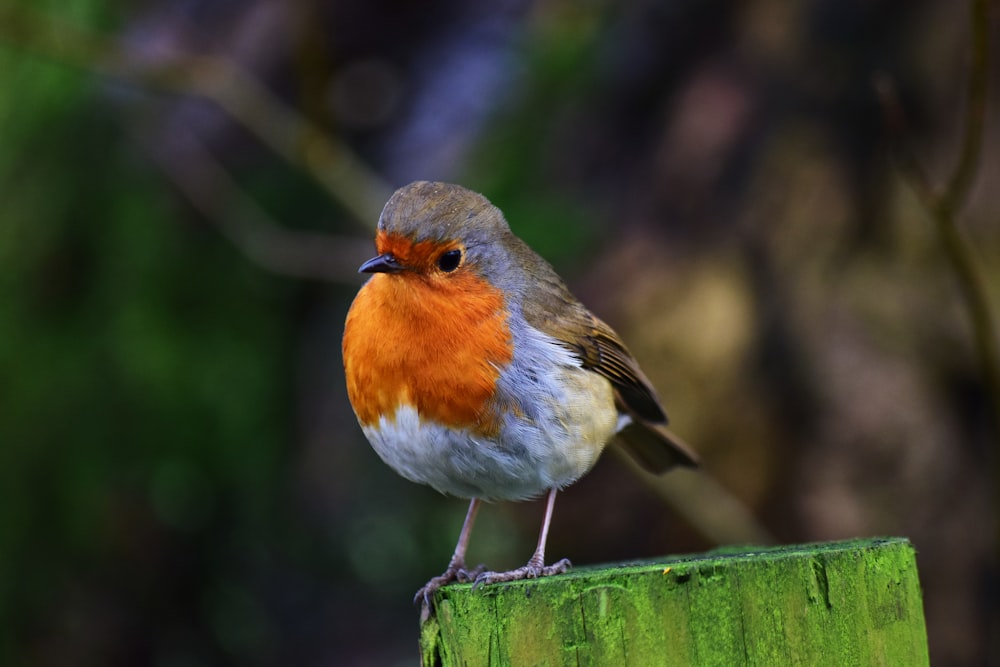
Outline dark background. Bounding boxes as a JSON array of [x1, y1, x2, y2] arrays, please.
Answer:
[[1, 0, 998, 664]]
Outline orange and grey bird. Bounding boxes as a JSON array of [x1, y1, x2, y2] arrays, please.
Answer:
[[342, 181, 697, 604]]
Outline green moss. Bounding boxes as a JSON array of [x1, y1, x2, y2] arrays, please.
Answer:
[[421, 538, 929, 667]]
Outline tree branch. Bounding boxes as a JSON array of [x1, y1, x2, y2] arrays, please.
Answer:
[[875, 0, 998, 431], [878, 5, 999, 660], [0, 4, 392, 229], [132, 116, 373, 284]]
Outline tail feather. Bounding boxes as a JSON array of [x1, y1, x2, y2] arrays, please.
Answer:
[[615, 421, 699, 473]]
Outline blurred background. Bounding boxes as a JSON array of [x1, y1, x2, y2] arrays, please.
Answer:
[[1, 0, 998, 664]]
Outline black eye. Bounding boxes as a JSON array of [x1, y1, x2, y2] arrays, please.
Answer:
[[437, 249, 462, 272]]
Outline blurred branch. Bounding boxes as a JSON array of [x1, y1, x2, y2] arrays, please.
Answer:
[[877, 4, 999, 659], [610, 447, 775, 546], [874, 0, 999, 431], [0, 4, 391, 229], [132, 116, 373, 284], [943, 0, 989, 215]]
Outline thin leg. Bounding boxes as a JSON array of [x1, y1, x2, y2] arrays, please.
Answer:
[[475, 488, 572, 586], [414, 498, 485, 605], [527, 486, 559, 567], [451, 497, 481, 569]]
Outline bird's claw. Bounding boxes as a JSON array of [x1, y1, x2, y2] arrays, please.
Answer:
[[473, 557, 572, 588], [414, 562, 486, 606], [454, 563, 486, 582]]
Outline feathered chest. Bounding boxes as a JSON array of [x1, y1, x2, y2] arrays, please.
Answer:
[[342, 271, 514, 436]]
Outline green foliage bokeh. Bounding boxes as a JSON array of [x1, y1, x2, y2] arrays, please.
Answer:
[[0, 50, 292, 662]]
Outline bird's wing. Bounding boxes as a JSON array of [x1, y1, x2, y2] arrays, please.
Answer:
[[511, 238, 698, 471], [565, 310, 668, 424], [534, 305, 700, 470]]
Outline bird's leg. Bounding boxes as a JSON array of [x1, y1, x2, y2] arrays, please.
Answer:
[[475, 488, 571, 586], [414, 498, 484, 605]]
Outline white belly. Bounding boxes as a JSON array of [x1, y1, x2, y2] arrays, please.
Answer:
[[363, 353, 619, 501]]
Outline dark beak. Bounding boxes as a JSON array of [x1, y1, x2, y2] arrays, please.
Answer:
[[358, 253, 403, 274]]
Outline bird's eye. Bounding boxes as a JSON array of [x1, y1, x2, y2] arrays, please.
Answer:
[[437, 249, 462, 272]]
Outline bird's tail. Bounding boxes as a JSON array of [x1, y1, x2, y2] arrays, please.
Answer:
[[615, 420, 700, 473]]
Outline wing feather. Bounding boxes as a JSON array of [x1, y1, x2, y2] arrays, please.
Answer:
[[512, 239, 698, 470]]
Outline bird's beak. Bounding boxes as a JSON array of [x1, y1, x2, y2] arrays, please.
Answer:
[[358, 253, 403, 274]]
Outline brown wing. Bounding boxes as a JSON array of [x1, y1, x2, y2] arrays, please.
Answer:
[[562, 313, 699, 470], [516, 259, 698, 471], [581, 314, 668, 423]]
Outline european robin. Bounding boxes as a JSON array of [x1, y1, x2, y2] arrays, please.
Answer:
[[342, 181, 697, 604]]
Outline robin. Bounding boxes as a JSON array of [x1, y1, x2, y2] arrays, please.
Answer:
[[342, 181, 698, 605]]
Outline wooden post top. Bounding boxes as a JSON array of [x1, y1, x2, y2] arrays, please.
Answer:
[[420, 537, 929, 667]]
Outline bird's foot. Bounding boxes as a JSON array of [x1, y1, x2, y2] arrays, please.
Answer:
[[474, 557, 572, 587], [414, 561, 486, 606], [454, 562, 486, 583]]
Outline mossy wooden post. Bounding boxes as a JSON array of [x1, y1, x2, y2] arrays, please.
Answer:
[[419, 537, 928, 666]]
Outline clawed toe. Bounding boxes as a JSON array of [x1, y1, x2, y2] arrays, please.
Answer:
[[544, 557, 572, 576], [455, 563, 486, 583], [414, 574, 450, 606], [474, 557, 572, 587], [414, 562, 488, 605]]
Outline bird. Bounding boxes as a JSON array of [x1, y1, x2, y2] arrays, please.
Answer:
[[342, 181, 698, 605]]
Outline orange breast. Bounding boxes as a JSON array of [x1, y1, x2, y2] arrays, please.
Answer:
[[343, 268, 514, 436]]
